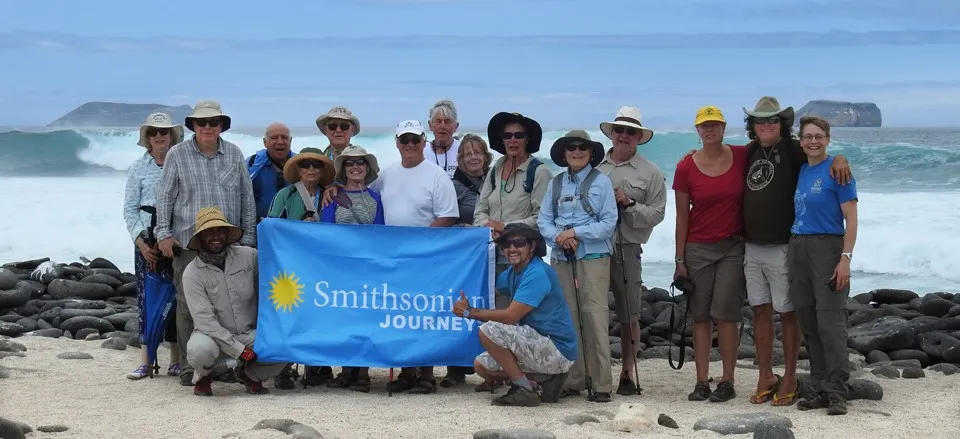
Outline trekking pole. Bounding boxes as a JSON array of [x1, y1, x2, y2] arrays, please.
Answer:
[[616, 214, 643, 395], [565, 246, 595, 401]]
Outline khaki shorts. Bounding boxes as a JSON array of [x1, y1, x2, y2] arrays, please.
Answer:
[[745, 243, 793, 312], [610, 243, 643, 323], [475, 322, 574, 375], [684, 239, 746, 323]]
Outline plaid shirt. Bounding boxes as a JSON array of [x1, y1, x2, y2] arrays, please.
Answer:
[[154, 136, 256, 247]]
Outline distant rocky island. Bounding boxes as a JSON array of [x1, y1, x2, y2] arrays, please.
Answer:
[[47, 102, 192, 128], [795, 100, 882, 127]]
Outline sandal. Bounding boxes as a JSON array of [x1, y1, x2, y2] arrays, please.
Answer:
[[771, 380, 799, 407], [386, 373, 417, 393], [327, 372, 354, 389], [347, 376, 371, 393], [408, 377, 437, 394], [474, 380, 504, 393], [439, 373, 466, 388], [167, 363, 182, 377], [750, 374, 781, 404], [126, 365, 150, 380]]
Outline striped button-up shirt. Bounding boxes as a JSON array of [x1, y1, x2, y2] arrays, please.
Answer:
[[154, 136, 256, 247], [122, 152, 163, 242]]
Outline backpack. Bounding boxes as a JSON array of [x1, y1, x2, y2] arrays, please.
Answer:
[[488, 157, 543, 193], [551, 168, 602, 221]]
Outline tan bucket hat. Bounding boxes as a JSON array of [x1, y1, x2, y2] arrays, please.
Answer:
[[282, 147, 336, 186], [187, 207, 243, 251], [600, 106, 655, 145], [185, 100, 232, 132], [137, 112, 184, 148], [334, 144, 380, 185], [316, 106, 360, 135], [743, 96, 794, 121]]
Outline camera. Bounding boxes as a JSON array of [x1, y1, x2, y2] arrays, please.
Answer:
[[671, 276, 696, 295]]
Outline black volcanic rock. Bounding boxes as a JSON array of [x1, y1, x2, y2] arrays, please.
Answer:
[[47, 102, 192, 127], [795, 100, 882, 127]]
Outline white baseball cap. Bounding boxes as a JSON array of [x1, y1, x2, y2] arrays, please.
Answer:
[[396, 119, 425, 137]]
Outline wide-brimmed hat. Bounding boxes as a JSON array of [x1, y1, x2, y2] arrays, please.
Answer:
[[185, 100, 232, 132], [695, 106, 726, 126], [137, 112, 184, 148], [743, 96, 794, 121], [496, 223, 547, 258], [550, 129, 604, 168], [486, 112, 543, 155], [600, 106, 655, 145], [316, 106, 360, 135], [187, 207, 243, 251], [334, 144, 380, 186], [282, 147, 336, 185]]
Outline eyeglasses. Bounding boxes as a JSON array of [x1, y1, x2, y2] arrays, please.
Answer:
[[501, 131, 527, 140], [193, 118, 221, 128], [146, 128, 170, 137], [398, 134, 422, 145], [754, 117, 781, 125], [343, 158, 366, 167], [462, 151, 485, 159], [613, 126, 638, 136], [327, 122, 351, 132], [298, 160, 325, 169], [565, 143, 590, 152], [801, 134, 828, 141], [266, 134, 290, 142], [500, 237, 529, 249]]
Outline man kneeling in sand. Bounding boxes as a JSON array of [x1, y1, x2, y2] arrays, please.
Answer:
[[182, 207, 284, 396], [453, 224, 578, 407]]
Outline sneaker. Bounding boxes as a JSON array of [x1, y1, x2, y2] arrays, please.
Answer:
[[167, 363, 181, 376], [709, 381, 736, 403], [616, 376, 640, 396], [492, 384, 541, 407], [827, 396, 848, 415], [237, 367, 269, 395], [798, 392, 829, 411], [591, 392, 612, 403], [688, 381, 712, 401], [302, 365, 333, 387], [538, 373, 568, 403], [194, 376, 213, 396], [179, 371, 194, 387], [274, 372, 295, 390], [126, 365, 150, 380]]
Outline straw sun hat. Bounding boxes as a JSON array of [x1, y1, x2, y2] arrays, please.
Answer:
[[282, 147, 336, 186], [187, 207, 243, 251]]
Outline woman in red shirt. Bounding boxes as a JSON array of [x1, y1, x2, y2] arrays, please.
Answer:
[[672, 106, 748, 403]]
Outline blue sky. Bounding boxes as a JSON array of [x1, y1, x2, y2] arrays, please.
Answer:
[[1, 0, 958, 129]]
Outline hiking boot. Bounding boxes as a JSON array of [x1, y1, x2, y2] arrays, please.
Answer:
[[302, 365, 333, 387], [274, 371, 295, 390], [237, 367, 269, 395], [538, 373, 568, 403], [591, 392, 612, 403], [827, 396, 848, 415], [798, 392, 829, 411], [709, 381, 736, 403], [559, 388, 581, 399], [616, 376, 640, 396], [688, 381, 712, 401], [194, 376, 213, 396], [492, 384, 541, 407], [180, 371, 194, 387]]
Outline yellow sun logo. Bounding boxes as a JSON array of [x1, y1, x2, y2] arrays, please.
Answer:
[[268, 271, 304, 312]]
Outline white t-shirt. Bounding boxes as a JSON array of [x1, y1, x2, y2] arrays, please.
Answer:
[[371, 159, 459, 227], [424, 138, 460, 178]]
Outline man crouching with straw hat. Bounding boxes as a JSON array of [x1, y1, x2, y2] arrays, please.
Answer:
[[182, 207, 284, 396]]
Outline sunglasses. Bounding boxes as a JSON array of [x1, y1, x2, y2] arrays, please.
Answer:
[[343, 158, 366, 167], [613, 126, 638, 136], [754, 116, 781, 125], [327, 122, 351, 132], [298, 160, 325, 169], [193, 118, 221, 128], [500, 237, 529, 249], [398, 134, 422, 145], [565, 142, 591, 152], [501, 131, 527, 140], [146, 128, 170, 137]]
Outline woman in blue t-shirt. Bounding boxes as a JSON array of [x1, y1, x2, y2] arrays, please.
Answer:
[[788, 116, 859, 416]]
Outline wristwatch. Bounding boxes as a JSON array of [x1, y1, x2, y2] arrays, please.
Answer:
[[462, 308, 471, 319], [841, 252, 853, 261], [138, 230, 150, 242], [625, 199, 637, 208]]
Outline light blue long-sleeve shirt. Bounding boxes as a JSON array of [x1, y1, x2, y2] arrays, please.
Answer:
[[536, 164, 618, 261], [122, 152, 164, 243]]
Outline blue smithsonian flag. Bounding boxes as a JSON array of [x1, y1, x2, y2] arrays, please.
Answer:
[[253, 219, 495, 368]]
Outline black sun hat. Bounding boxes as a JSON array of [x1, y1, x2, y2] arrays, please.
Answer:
[[486, 112, 543, 155], [496, 223, 547, 258]]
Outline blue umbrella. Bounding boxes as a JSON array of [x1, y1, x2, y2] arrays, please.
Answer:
[[143, 271, 177, 378]]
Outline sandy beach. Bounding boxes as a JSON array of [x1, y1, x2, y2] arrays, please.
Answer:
[[2, 335, 958, 439]]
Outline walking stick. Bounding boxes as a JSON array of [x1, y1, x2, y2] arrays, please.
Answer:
[[616, 214, 643, 395], [565, 245, 595, 401]]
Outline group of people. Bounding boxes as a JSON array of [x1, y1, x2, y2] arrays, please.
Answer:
[[121, 96, 858, 414]]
